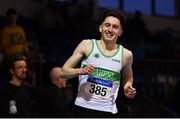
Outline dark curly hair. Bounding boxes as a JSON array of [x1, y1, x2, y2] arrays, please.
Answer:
[[99, 9, 127, 29]]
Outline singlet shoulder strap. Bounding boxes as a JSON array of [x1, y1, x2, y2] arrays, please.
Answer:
[[120, 45, 124, 67], [85, 39, 95, 59]]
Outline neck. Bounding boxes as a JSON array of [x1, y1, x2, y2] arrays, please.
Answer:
[[100, 40, 117, 51], [9, 78, 22, 86]]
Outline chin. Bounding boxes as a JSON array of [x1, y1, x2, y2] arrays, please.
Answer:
[[105, 39, 114, 42], [105, 36, 114, 40]]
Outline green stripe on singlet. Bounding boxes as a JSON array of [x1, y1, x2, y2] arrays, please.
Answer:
[[82, 64, 120, 82]]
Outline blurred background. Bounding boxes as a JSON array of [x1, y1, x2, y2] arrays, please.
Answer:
[[0, 0, 180, 117]]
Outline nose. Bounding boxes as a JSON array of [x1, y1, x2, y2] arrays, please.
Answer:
[[106, 28, 113, 35], [106, 25, 114, 34], [107, 25, 113, 31]]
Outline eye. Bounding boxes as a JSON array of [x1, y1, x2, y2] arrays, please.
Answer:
[[112, 25, 120, 29], [15, 66, 28, 70], [104, 23, 111, 27]]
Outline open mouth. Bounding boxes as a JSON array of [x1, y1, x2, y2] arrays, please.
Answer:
[[105, 31, 114, 38]]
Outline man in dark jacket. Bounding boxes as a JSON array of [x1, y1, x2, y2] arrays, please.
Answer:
[[0, 54, 35, 117], [36, 67, 71, 117]]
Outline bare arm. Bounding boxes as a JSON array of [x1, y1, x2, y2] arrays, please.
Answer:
[[122, 49, 136, 98], [60, 40, 95, 79]]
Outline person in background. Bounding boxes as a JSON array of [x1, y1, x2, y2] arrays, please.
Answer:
[[0, 54, 36, 117], [1, 8, 30, 84], [36, 67, 71, 117], [1, 8, 29, 57], [60, 9, 136, 117]]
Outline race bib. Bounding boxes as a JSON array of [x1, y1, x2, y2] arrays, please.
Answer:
[[85, 76, 113, 99]]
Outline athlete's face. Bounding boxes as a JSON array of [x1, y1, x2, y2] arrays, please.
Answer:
[[99, 16, 123, 42], [10, 60, 28, 80]]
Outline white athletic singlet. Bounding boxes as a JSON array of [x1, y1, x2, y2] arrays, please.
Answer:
[[74, 39, 123, 114]]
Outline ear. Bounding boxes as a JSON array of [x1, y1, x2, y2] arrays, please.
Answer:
[[9, 69, 14, 74], [99, 25, 102, 32]]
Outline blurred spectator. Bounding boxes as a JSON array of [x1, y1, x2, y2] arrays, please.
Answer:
[[0, 8, 42, 87], [0, 8, 30, 83], [36, 67, 72, 117], [1, 8, 29, 57], [126, 10, 150, 43], [0, 54, 36, 117]]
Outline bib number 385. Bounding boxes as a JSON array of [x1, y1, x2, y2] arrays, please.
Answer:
[[89, 84, 107, 96], [85, 76, 112, 99]]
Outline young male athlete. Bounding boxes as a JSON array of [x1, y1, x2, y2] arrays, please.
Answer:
[[60, 9, 136, 117]]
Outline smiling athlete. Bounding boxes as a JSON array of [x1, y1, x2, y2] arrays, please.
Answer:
[[60, 9, 136, 118]]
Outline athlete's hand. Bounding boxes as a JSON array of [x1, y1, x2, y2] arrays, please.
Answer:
[[124, 85, 136, 99], [79, 65, 95, 75]]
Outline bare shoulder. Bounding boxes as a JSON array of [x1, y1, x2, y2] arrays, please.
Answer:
[[122, 47, 133, 66], [81, 39, 92, 46], [74, 39, 92, 56], [123, 48, 133, 58]]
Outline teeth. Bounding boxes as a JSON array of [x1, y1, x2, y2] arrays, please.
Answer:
[[105, 31, 113, 37], [106, 33, 112, 37]]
